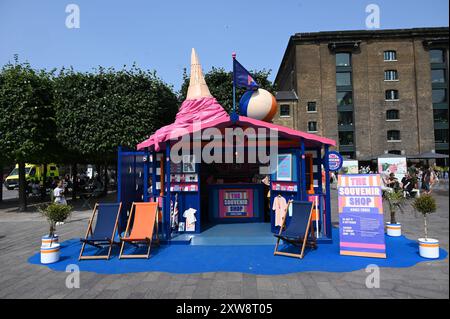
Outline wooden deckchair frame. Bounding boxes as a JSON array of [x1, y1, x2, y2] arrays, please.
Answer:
[[79, 202, 122, 261], [119, 202, 159, 259], [274, 200, 316, 259]]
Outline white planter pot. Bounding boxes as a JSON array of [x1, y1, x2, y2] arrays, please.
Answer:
[[41, 234, 59, 247], [40, 243, 61, 264], [418, 238, 439, 259], [386, 222, 401, 237]]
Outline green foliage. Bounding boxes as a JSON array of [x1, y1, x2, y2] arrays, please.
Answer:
[[53, 65, 179, 163], [0, 58, 179, 210], [0, 59, 57, 163], [412, 194, 437, 216], [383, 189, 406, 224], [179, 67, 275, 113], [39, 203, 72, 237], [412, 194, 437, 240]]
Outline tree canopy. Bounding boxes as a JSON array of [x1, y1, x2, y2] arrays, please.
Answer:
[[0, 59, 179, 208], [179, 67, 275, 113], [0, 59, 57, 164], [53, 65, 179, 163], [1, 61, 272, 166]]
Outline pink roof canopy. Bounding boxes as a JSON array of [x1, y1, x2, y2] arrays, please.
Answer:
[[137, 49, 335, 151]]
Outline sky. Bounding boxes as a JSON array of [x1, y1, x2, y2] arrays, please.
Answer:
[[0, 0, 448, 91]]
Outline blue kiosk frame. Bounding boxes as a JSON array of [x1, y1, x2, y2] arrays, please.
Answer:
[[117, 118, 335, 244]]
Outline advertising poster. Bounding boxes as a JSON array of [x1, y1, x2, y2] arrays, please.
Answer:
[[276, 154, 292, 181], [338, 174, 386, 258], [219, 189, 254, 218], [377, 157, 407, 180], [341, 160, 359, 174]]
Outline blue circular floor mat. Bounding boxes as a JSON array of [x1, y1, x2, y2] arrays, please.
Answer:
[[28, 231, 447, 275]]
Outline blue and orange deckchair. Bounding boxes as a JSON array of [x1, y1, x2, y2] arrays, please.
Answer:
[[274, 200, 317, 259], [119, 202, 159, 259], [79, 202, 122, 260]]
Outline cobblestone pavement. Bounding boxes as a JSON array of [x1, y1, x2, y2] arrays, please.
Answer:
[[0, 185, 448, 299]]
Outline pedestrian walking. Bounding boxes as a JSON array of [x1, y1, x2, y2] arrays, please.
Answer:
[[53, 180, 67, 205], [421, 167, 432, 195]]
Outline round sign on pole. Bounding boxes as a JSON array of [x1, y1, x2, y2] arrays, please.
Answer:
[[327, 151, 343, 172]]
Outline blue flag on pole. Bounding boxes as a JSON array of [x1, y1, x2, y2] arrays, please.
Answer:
[[233, 59, 259, 90]]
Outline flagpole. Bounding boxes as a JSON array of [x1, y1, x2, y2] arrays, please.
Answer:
[[232, 52, 236, 117]]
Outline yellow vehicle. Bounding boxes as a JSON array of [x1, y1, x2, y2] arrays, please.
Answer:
[[4, 164, 59, 190]]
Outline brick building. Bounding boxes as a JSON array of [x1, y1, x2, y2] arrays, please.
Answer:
[[274, 27, 449, 164]]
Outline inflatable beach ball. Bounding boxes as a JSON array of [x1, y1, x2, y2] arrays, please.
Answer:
[[239, 88, 278, 122]]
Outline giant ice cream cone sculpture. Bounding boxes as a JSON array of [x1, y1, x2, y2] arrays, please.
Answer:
[[137, 48, 229, 151], [186, 48, 212, 100]]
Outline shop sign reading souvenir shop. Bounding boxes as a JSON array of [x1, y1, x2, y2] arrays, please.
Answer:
[[338, 174, 386, 258]]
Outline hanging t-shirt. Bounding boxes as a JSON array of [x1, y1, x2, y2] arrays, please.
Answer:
[[183, 208, 197, 231], [272, 196, 287, 227]]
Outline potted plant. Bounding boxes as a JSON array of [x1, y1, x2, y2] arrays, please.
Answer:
[[383, 189, 405, 236], [38, 203, 72, 264], [412, 194, 439, 259]]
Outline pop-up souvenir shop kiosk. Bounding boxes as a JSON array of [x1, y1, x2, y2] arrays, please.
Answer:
[[117, 49, 336, 244]]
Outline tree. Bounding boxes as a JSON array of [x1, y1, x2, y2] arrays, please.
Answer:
[[179, 67, 275, 113], [412, 194, 437, 240], [0, 59, 56, 211], [39, 203, 72, 238], [383, 189, 406, 224], [53, 65, 179, 189]]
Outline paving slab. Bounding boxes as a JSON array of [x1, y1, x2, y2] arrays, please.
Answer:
[[0, 188, 448, 299]]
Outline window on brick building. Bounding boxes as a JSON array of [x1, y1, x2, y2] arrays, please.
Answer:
[[339, 132, 354, 145], [384, 50, 397, 61], [336, 72, 352, 86], [435, 129, 449, 143], [336, 53, 351, 67], [385, 90, 399, 101], [280, 104, 290, 117], [430, 49, 445, 64], [307, 121, 318, 132], [384, 70, 398, 81], [431, 69, 446, 83], [338, 111, 353, 126], [388, 150, 402, 155], [432, 89, 447, 104], [337, 91, 353, 106], [307, 101, 317, 112], [387, 130, 401, 141], [433, 109, 448, 123], [386, 109, 400, 120]]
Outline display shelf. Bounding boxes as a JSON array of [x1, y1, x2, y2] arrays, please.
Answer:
[[170, 183, 198, 192], [271, 181, 298, 192], [170, 173, 198, 183]]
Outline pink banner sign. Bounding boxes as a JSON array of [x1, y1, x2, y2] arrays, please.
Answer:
[[219, 189, 254, 218]]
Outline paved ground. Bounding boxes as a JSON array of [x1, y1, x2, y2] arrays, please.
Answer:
[[0, 184, 448, 299]]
